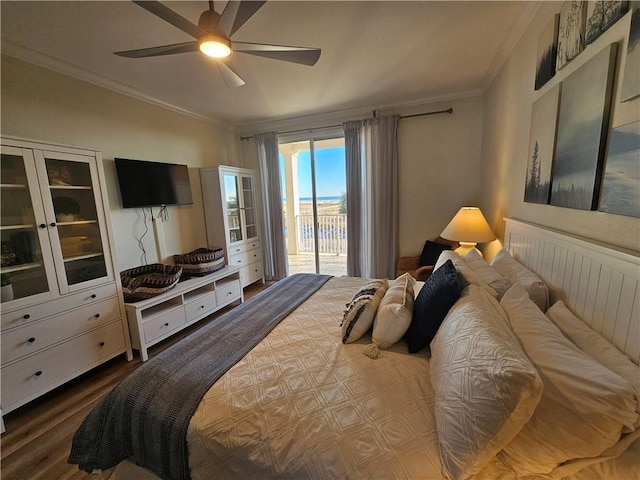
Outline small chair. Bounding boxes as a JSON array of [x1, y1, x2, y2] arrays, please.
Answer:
[[396, 237, 459, 281]]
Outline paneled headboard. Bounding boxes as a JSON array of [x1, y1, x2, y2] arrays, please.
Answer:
[[503, 218, 640, 365]]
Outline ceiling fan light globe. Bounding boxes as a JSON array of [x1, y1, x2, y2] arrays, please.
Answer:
[[199, 35, 231, 58]]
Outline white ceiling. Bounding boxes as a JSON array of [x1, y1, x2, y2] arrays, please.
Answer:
[[1, 1, 537, 128]]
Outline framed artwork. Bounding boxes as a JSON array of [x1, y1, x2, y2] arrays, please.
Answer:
[[599, 121, 640, 217], [585, 1, 628, 44], [550, 43, 618, 210], [525, 84, 561, 204], [535, 14, 560, 90], [621, 1, 640, 102], [557, 0, 588, 70]]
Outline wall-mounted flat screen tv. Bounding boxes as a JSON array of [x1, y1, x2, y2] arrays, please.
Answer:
[[115, 158, 193, 208]]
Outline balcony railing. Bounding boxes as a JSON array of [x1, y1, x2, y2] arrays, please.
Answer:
[[296, 214, 347, 254]]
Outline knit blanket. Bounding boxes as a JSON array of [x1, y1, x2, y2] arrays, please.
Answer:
[[68, 273, 332, 480]]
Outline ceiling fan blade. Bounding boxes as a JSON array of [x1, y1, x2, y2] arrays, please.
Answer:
[[232, 42, 321, 66], [217, 60, 246, 88], [216, 1, 266, 37], [114, 41, 199, 58], [132, 1, 206, 39]]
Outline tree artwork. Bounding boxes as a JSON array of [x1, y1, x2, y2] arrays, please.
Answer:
[[585, 0, 628, 44], [557, 1, 587, 70], [525, 141, 551, 203]]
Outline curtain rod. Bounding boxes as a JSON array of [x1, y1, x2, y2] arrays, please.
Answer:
[[239, 107, 453, 141]]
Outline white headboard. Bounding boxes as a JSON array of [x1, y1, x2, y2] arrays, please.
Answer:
[[503, 218, 640, 365]]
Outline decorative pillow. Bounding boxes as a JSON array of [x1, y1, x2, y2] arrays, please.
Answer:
[[490, 248, 549, 310], [546, 300, 640, 427], [419, 240, 452, 267], [341, 279, 388, 343], [430, 285, 543, 480], [498, 284, 639, 476], [434, 250, 498, 298], [364, 274, 415, 358], [405, 260, 461, 353], [463, 249, 512, 298]]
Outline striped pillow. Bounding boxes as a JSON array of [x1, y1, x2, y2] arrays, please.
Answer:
[[341, 279, 388, 343]]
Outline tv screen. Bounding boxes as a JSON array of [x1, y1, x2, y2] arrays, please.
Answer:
[[115, 158, 193, 208]]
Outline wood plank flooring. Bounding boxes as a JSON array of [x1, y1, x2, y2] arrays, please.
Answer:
[[0, 281, 271, 480]]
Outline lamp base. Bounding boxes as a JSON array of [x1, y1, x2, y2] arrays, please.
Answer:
[[454, 242, 482, 258]]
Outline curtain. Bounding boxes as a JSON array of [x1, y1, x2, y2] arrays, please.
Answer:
[[344, 115, 400, 279], [255, 131, 288, 280]]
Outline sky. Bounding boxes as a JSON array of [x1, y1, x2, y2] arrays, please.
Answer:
[[280, 146, 346, 199]]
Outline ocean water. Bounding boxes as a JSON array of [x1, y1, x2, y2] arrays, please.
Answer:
[[285, 196, 342, 202]]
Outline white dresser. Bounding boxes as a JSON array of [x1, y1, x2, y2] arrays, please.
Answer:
[[0, 137, 132, 424], [200, 166, 264, 288]]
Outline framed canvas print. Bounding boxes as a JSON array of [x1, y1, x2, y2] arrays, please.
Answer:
[[599, 121, 640, 217], [585, 0, 629, 44], [525, 84, 561, 204], [536, 14, 560, 90], [550, 43, 618, 210], [621, 1, 640, 102], [557, 0, 588, 70]]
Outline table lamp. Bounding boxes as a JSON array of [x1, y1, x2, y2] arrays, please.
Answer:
[[440, 207, 495, 257]]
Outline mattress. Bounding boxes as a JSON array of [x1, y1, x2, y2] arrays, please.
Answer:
[[186, 276, 442, 479]]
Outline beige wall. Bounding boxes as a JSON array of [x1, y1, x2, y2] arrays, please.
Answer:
[[1, 55, 244, 271], [240, 95, 485, 259], [481, 3, 640, 256]]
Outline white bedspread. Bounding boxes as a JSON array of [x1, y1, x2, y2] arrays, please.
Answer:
[[186, 276, 442, 479]]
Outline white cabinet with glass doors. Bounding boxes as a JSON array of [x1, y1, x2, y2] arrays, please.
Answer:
[[0, 137, 132, 422], [201, 166, 264, 288]]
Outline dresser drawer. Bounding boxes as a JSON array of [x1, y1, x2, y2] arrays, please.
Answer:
[[215, 279, 242, 306], [185, 293, 217, 322], [2, 297, 121, 364], [1, 321, 126, 412], [227, 241, 261, 257], [240, 261, 264, 286], [142, 307, 185, 343], [1, 283, 118, 331]]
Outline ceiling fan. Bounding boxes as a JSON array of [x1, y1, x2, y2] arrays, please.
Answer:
[[114, 0, 321, 87]]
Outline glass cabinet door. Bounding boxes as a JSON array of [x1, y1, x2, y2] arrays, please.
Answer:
[[241, 175, 258, 241], [223, 173, 243, 244], [0, 147, 56, 305], [35, 151, 111, 293]]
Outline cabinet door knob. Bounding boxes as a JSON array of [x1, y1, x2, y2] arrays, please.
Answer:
[[39, 223, 47, 229], [35, 370, 43, 377], [23, 314, 31, 320], [49, 222, 57, 227], [94, 313, 100, 318], [99, 341, 105, 347], [28, 337, 36, 343]]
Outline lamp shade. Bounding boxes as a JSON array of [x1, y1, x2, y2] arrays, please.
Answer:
[[441, 207, 496, 243]]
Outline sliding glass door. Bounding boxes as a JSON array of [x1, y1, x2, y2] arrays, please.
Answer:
[[279, 137, 347, 276]]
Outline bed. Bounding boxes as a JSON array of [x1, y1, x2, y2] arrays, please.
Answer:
[[68, 218, 640, 480]]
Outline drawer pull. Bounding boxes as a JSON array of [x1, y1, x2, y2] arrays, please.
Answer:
[[35, 370, 43, 377], [94, 313, 100, 318], [91, 294, 97, 299], [200, 305, 205, 310], [28, 337, 36, 343], [23, 314, 31, 320], [164, 322, 170, 327], [99, 341, 105, 347]]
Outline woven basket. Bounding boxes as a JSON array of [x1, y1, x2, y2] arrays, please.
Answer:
[[120, 263, 182, 302], [173, 247, 225, 276]]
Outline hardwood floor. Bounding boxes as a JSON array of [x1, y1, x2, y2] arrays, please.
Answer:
[[0, 281, 272, 480]]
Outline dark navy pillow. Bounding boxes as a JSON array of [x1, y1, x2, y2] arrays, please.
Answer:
[[419, 240, 452, 267], [406, 259, 461, 353]]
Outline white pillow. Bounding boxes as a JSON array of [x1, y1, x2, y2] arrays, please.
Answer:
[[430, 285, 543, 480], [490, 248, 549, 310], [341, 279, 388, 343], [498, 284, 639, 476], [463, 249, 512, 298], [370, 273, 415, 349], [434, 250, 498, 298], [546, 300, 640, 428]]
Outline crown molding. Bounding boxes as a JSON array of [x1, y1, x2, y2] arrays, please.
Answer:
[[1, 40, 237, 132], [482, 1, 543, 93]]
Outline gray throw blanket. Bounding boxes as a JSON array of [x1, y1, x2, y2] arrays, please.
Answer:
[[68, 273, 331, 480]]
